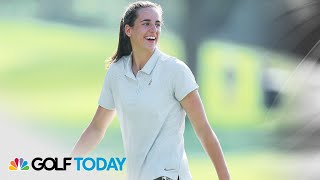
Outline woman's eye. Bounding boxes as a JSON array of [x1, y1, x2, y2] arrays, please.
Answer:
[[156, 24, 161, 27], [143, 23, 150, 26]]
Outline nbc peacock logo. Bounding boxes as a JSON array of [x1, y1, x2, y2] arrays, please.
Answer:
[[9, 158, 29, 171]]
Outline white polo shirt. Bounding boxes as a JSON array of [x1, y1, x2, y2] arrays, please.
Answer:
[[98, 48, 198, 180]]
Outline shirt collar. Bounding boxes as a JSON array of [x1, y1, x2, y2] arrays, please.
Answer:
[[125, 48, 161, 79]]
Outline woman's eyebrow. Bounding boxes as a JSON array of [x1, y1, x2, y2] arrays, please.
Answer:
[[140, 19, 161, 23]]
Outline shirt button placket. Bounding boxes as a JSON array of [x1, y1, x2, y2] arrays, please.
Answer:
[[136, 72, 141, 95]]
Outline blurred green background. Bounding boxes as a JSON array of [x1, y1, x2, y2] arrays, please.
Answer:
[[0, 0, 300, 179]]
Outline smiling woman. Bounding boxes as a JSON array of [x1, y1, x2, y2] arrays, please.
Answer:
[[110, 1, 163, 67], [71, 1, 230, 180], [123, 7, 162, 75]]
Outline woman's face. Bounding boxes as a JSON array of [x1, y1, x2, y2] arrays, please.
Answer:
[[125, 7, 162, 53]]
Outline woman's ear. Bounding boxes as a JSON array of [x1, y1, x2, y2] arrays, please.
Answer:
[[124, 24, 132, 37]]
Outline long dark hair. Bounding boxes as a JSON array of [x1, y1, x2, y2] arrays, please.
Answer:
[[108, 1, 162, 64]]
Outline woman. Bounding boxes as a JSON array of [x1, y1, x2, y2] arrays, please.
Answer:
[[71, 1, 230, 180]]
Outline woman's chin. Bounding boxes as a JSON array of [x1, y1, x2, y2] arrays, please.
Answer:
[[144, 45, 157, 52]]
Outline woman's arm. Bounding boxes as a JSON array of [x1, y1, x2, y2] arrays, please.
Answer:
[[180, 90, 231, 180], [71, 106, 116, 156]]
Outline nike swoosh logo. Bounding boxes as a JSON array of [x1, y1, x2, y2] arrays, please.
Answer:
[[164, 168, 176, 171]]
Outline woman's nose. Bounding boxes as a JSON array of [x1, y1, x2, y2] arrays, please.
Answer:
[[149, 24, 157, 32]]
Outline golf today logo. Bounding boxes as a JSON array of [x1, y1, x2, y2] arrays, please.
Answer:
[[8, 156, 126, 171], [9, 158, 30, 171]]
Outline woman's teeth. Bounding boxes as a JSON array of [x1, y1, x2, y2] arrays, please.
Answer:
[[145, 36, 156, 40]]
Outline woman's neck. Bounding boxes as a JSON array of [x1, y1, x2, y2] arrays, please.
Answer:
[[131, 48, 155, 75]]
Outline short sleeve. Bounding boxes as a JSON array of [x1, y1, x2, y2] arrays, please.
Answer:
[[173, 60, 199, 101], [98, 67, 115, 110]]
